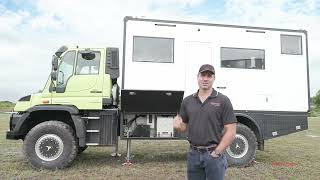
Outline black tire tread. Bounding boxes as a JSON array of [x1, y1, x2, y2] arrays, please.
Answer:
[[226, 123, 257, 167], [23, 121, 78, 169]]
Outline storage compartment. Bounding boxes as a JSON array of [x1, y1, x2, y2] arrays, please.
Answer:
[[100, 110, 118, 145], [156, 116, 174, 137], [85, 109, 118, 145], [121, 90, 184, 113], [121, 113, 187, 139], [131, 124, 150, 137]]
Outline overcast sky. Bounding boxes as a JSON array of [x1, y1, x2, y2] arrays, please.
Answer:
[[0, 0, 319, 102]]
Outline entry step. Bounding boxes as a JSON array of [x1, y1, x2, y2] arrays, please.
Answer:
[[81, 116, 100, 120], [86, 130, 100, 133], [86, 143, 99, 146]]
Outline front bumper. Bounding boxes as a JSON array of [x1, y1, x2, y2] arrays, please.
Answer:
[[6, 113, 23, 140], [6, 130, 17, 139]]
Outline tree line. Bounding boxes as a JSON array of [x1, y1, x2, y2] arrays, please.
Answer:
[[311, 89, 320, 117], [312, 90, 320, 107]]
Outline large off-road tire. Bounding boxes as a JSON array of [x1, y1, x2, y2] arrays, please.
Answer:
[[225, 123, 257, 166], [23, 121, 78, 169]]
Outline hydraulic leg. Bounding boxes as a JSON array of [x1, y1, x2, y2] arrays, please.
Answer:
[[122, 131, 132, 166]]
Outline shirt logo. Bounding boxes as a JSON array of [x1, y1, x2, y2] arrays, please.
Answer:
[[210, 102, 221, 107]]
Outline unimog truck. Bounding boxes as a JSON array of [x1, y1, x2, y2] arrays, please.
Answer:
[[7, 16, 310, 169], [7, 45, 121, 169]]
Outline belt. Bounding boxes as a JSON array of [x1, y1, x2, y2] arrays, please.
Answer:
[[190, 144, 217, 153]]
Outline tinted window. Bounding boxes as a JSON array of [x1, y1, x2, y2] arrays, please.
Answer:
[[281, 34, 302, 55], [133, 36, 174, 63], [76, 51, 101, 75], [221, 47, 265, 70]]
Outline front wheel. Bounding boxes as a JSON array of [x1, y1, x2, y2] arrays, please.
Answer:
[[23, 121, 78, 169], [225, 123, 257, 166]]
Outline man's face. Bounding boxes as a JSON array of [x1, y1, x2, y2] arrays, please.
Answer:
[[197, 71, 215, 90]]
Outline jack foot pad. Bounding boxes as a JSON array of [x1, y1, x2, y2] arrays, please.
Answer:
[[122, 160, 132, 166]]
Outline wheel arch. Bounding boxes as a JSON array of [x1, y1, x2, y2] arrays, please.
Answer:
[[235, 113, 264, 150], [14, 105, 86, 146]]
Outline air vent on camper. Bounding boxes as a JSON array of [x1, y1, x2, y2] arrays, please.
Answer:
[[246, 30, 266, 33], [155, 23, 176, 27]]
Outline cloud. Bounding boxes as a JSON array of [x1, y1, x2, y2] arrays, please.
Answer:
[[151, 0, 204, 6], [0, 0, 208, 102], [222, 0, 319, 26], [0, 0, 319, 102], [218, 0, 320, 96]]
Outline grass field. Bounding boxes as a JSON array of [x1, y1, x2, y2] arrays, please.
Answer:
[[0, 113, 319, 180], [0, 101, 14, 112]]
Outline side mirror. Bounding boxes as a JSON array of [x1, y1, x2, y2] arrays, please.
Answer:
[[51, 71, 57, 81], [52, 55, 59, 71], [55, 46, 68, 57]]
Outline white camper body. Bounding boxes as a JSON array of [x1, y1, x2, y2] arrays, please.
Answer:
[[122, 17, 309, 113], [120, 17, 309, 166]]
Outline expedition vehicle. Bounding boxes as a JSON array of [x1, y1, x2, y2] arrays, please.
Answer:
[[7, 16, 310, 169]]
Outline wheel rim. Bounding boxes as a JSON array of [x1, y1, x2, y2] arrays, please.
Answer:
[[35, 134, 64, 161], [226, 134, 249, 159]]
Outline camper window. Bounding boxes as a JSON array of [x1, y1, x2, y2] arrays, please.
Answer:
[[281, 34, 302, 55], [133, 36, 174, 63], [75, 51, 101, 75], [221, 47, 265, 70]]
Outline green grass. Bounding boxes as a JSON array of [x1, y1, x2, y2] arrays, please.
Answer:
[[0, 101, 15, 112], [310, 106, 320, 117], [1, 113, 319, 179]]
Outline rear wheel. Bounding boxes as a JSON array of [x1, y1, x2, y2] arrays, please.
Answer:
[[23, 121, 77, 169], [225, 123, 257, 166]]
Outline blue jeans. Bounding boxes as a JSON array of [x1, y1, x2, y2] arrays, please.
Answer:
[[187, 148, 228, 180]]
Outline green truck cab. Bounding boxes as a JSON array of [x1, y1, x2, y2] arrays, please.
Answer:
[[7, 46, 120, 169]]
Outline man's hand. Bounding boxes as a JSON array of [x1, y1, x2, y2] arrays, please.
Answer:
[[210, 150, 221, 158], [214, 123, 236, 155], [173, 115, 187, 132]]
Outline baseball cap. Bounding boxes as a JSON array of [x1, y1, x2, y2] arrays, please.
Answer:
[[198, 64, 215, 74]]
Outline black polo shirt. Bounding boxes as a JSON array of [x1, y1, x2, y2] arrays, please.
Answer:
[[179, 89, 237, 146]]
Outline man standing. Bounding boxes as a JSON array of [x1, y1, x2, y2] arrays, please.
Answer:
[[173, 64, 236, 180]]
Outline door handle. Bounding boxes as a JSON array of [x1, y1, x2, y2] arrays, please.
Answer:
[[90, 90, 102, 93]]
